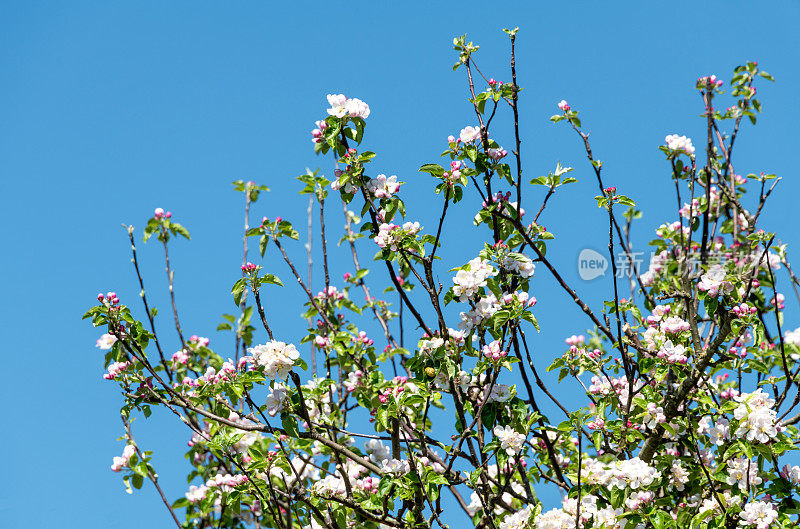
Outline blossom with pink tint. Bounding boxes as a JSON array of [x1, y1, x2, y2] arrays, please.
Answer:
[[459, 125, 481, 143], [482, 340, 507, 361], [366, 174, 401, 198], [172, 349, 189, 365], [96, 333, 117, 350], [104, 361, 131, 380], [310, 120, 328, 143], [558, 99, 570, 111], [665, 134, 695, 156], [565, 334, 585, 346], [326, 94, 370, 119], [110, 444, 136, 472]]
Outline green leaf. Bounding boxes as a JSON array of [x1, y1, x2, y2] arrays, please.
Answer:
[[170, 222, 191, 240], [281, 412, 299, 438]]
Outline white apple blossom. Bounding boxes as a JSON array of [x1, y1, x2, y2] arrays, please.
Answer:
[[246, 341, 300, 380], [265, 383, 289, 417], [96, 333, 117, 350], [739, 501, 778, 529], [734, 389, 778, 443], [452, 257, 496, 302], [364, 439, 391, 463], [698, 265, 733, 297], [381, 458, 410, 475], [665, 134, 695, 156], [499, 505, 534, 529], [502, 254, 535, 278], [726, 456, 762, 491], [367, 174, 401, 198], [110, 444, 136, 472], [459, 125, 481, 143], [492, 425, 526, 455]]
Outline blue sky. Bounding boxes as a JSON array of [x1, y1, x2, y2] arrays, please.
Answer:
[[2, 2, 800, 527]]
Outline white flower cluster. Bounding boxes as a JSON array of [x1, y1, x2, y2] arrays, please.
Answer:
[[726, 456, 762, 491], [364, 439, 392, 463], [459, 125, 481, 143], [268, 456, 320, 487], [265, 383, 289, 417], [498, 505, 534, 529], [531, 495, 622, 529], [492, 425, 526, 455], [186, 473, 249, 503], [501, 254, 535, 278], [640, 250, 670, 286], [733, 389, 778, 443], [582, 457, 661, 490], [452, 257, 496, 302], [311, 474, 348, 497], [739, 500, 778, 528], [110, 444, 136, 472], [326, 94, 370, 119], [665, 134, 695, 156], [246, 341, 300, 380], [697, 415, 730, 446], [96, 333, 118, 350], [458, 295, 499, 333], [657, 340, 688, 364], [698, 265, 733, 297], [373, 221, 420, 251], [381, 458, 411, 475], [366, 174, 400, 198]]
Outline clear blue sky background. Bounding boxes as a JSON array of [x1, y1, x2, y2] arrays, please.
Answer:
[[2, 2, 800, 527]]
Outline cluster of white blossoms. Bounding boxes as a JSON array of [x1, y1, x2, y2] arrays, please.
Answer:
[[364, 438, 392, 463], [665, 133, 695, 156], [501, 254, 535, 278], [726, 456, 763, 491], [642, 402, 666, 429], [366, 174, 401, 198], [110, 444, 136, 472], [373, 221, 421, 251], [381, 458, 411, 475], [697, 415, 730, 446], [459, 125, 481, 143], [267, 456, 320, 488], [96, 332, 118, 350], [733, 388, 779, 443], [528, 495, 622, 529], [669, 460, 690, 491], [497, 505, 535, 529], [657, 339, 688, 364], [698, 489, 741, 516], [640, 250, 670, 286], [492, 425, 526, 455], [185, 474, 248, 504], [698, 264, 734, 297], [245, 341, 300, 380], [264, 383, 289, 416], [582, 457, 661, 490], [458, 294, 499, 333], [739, 500, 779, 529], [311, 474, 348, 498], [452, 257, 496, 302], [786, 326, 800, 349], [325, 94, 370, 119]]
